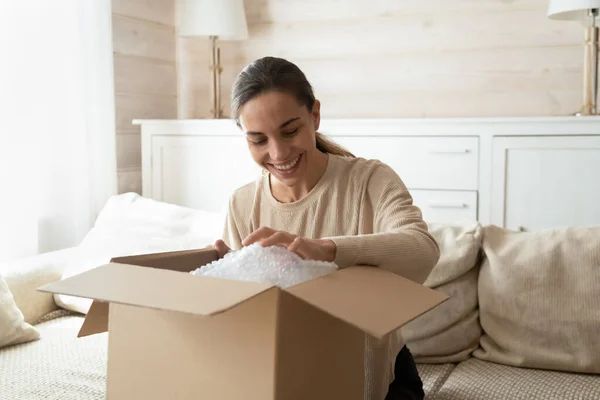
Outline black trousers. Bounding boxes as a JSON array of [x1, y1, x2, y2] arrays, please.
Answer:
[[384, 346, 425, 400]]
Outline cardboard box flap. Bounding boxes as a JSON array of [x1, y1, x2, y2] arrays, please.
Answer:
[[110, 248, 218, 272], [39, 262, 274, 317], [78, 301, 109, 337], [285, 266, 448, 339]]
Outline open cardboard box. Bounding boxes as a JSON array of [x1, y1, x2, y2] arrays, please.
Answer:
[[39, 248, 448, 400]]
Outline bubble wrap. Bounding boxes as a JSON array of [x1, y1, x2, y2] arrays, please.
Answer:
[[190, 243, 338, 288]]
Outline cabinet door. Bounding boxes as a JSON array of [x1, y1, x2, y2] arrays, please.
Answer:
[[491, 136, 600, 231]]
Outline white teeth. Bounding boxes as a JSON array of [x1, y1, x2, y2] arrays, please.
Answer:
[[273, 155, 300, 171]]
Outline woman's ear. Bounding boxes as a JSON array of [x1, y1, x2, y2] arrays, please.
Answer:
[[311, 100, 321, 130]]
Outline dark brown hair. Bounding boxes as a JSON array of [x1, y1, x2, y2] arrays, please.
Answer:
[[231, 56, 355, 158]]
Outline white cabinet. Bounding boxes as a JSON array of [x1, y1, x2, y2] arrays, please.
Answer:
[[491, 136, 600, 232], [333, 136, 479, 190], [149, 136, 262, 213], [410, 190, 478, 223], [332, 136, 481, 224], [137, 117, 600, 230]]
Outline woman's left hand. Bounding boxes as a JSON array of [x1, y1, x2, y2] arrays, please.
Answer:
[[242, 227, 337, 263]]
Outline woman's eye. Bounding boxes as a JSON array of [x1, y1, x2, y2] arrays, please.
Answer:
[[283, 128, 299, 137], [252, 139, 267, 146]]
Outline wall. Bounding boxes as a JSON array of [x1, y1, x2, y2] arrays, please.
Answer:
[[111, 0, 177, 194], [179, 0, 585, 119]]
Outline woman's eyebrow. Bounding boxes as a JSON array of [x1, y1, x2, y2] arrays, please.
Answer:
[[245, 117, 301, 136], [279, 117, 300, 129]]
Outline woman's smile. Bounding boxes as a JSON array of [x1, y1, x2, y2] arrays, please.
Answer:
[[267, 153, 303, 177]]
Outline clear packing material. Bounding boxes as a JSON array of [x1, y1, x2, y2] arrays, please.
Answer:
[[190, 243, 338, 288]]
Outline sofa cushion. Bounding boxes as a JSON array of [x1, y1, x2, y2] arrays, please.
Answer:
[[0, 271, 39, 349], [401, 222, 483, 363], [0, 312, 106, 399], [475, 225, 600, 374], [433, 358, 600, 400], [54, 193, 225, 314], [416, 363, 455, 398]]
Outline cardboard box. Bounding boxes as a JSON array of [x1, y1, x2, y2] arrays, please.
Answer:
[[39, 248, 448, 400]]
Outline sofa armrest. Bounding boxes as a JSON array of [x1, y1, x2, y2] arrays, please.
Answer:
[[0, 247, 80, 324]]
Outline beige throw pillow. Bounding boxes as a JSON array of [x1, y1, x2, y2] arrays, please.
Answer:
[[401, 222, 483, 363], [1, 247, 75, 324], [0, 271, 40, 349], [474, 225, 600, 374]]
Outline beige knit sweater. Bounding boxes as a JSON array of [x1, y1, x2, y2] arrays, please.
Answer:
[[222, 153, 440, 400]]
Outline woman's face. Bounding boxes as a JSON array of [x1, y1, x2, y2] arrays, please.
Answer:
[[237, 90, 321, 188]]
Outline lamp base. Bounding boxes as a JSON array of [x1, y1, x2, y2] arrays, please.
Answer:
[[578, 11, 599, 116], [572, 111, 598, 116], [209, 36, 225, 119]]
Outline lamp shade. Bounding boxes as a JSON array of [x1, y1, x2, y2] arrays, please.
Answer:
[[548, 0, 600, 20], [178, 0, 248, 40]]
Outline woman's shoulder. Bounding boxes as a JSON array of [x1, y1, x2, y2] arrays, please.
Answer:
[[333, 154, 400, 180], [227, 174, 265, 213], [330, 154, 407, 196]]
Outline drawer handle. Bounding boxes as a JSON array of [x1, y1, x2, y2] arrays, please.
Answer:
[[428, 202, 469, 209], [429, 149, 471, 154]]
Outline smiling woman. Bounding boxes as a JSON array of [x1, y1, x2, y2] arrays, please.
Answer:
[[239, 90, 330, 203], [231, 58, 354, 203], [207, 56, 440, 400]]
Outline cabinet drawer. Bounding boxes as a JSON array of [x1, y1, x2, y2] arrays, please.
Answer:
[[410, 190, 478, 223], [333, 136, 478, 190]]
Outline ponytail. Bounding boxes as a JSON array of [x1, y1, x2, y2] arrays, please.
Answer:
[[315, 132, 355, 158]]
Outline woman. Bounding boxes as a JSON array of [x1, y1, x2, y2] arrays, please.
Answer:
[[212, 56, 439, 400]]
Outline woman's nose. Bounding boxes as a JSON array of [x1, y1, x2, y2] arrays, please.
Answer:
[[268, 141, 289, 161]]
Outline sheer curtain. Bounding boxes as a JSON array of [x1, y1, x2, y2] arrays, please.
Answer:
[[0, 0, 117, 262]]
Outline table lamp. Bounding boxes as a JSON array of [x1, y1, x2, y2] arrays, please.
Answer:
[[548, 0, 600, 115], [178, 0, 248, 119]]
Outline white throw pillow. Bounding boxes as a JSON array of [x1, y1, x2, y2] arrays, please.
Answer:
[[0, 271, 39, 348], [54, 193, 226, 314]]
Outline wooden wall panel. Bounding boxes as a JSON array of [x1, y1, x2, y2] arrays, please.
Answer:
[[116, 131, 142, 169], [178, 0, 586, 119], [114, 94, 178, 132], [244, 0, 549, 23], [113, 54, 177, 96], [117, 167, 143, 195], [112, 14, 176, 62], [240, 9, 580, 60], [111, 0, 175, 26], [112, 0, 177, 194]]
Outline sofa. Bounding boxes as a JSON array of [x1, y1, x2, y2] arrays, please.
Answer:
[[1, 194, 599, 399]]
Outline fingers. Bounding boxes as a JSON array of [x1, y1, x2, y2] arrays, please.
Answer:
[[213, 239, 231, 259], [259, 231, 295, 248], [288, 238, 336, 262], [287, 237, 304, 257], [287, 237, 300, 252], [242, 226, 275, 247]]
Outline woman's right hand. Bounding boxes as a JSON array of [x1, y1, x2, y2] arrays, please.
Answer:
[[212, 239, 231, 259]]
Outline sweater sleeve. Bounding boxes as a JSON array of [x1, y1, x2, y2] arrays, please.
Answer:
[[221, 197, 244, 251], [325, 163, 440, 285]]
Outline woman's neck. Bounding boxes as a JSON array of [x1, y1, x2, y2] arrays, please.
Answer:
[[270, 151, 329, 203]]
